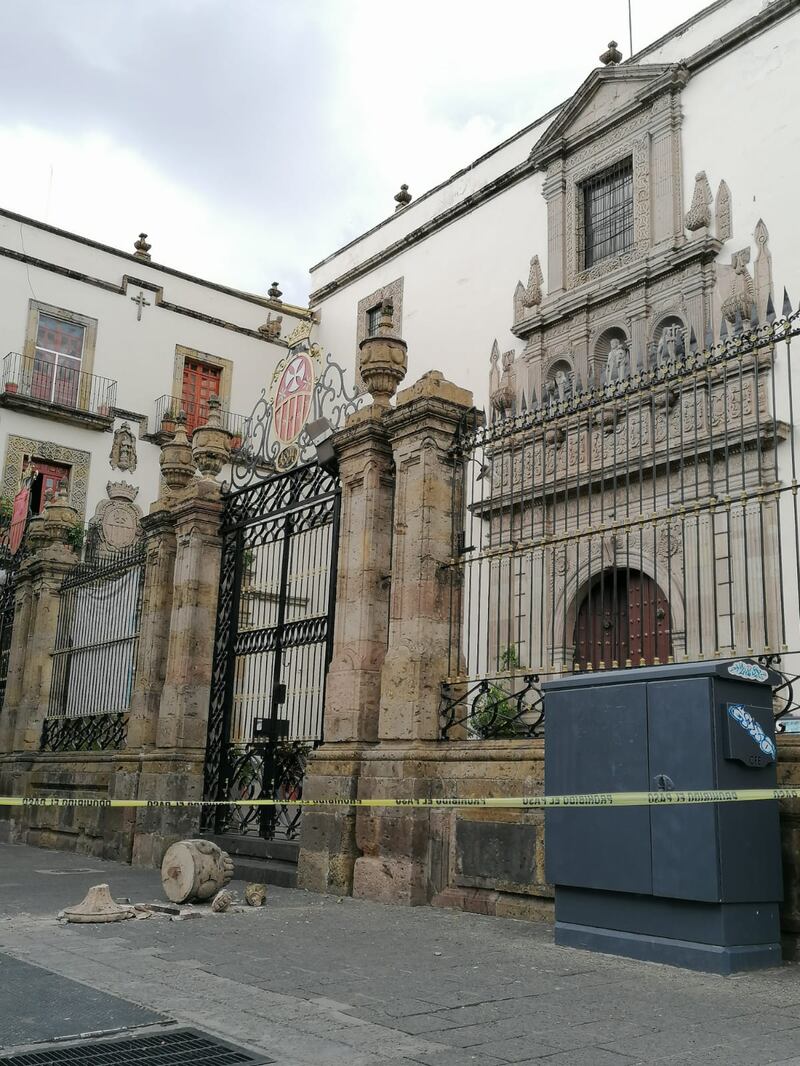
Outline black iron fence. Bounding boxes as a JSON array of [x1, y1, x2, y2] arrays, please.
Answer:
[[442, 300, 800, 738], [1, 352, 117, 417], [41, 543, 145, 752]]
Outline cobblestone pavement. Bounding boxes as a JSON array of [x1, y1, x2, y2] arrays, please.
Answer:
[[2, 842, 800, 1066]]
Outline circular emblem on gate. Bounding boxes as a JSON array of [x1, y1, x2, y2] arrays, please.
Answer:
[[275, 444, 299, 471], [272, 352, 315, 446]]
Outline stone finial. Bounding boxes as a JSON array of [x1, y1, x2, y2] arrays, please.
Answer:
[[715, 180, 732, 242], [133, 232, 152, 260], [394, 184, 412, 211], [268, 281, 283, 300], [27, 484, 82, 552], [60, 883, 134, 924], [192, 396, 232, 479], [599, 41, 622, 66], [160, 412, 195, 491], [358, 298, 408, 408], [685, 171, 712, 233]]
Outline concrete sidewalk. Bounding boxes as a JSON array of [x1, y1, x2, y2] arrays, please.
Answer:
[[1, 842, 800, 1065]]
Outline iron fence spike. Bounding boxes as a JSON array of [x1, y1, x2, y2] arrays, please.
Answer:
[[750, 301, 759, 330], [766, 293, 776, 324], [704, 321, 714, 349], [783, 287, 793, 317], [719, 317, 728, 340], [689, 326, 698, 353]]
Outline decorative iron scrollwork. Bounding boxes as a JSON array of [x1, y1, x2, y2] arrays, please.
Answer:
[[40, 713, 128, 752]]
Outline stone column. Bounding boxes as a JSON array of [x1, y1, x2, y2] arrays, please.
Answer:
[[10, 493, 82, 752], [351, 370, 474, 906], [378, 371, 474, 741], [126, 505, 177, 750], [298, 301, 404, 895], [132, 408, 230, 865]]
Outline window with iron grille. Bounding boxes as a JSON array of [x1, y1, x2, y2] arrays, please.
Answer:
[[366, 304, 383, 336], [581, 158, 634, 268]]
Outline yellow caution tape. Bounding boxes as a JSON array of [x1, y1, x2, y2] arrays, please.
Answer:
[[1, 788, 799, 810]]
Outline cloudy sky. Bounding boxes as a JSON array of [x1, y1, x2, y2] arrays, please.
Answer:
[[1, 0, 710, 303]]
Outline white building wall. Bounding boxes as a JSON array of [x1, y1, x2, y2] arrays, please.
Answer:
[[0, 214, 302, 524]]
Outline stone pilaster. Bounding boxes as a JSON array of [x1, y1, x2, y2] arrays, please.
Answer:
[[126, 505, 177, 750], [351, 371, 474, 907], [156, 479, 225, 751], [378, 371, 474, 742]]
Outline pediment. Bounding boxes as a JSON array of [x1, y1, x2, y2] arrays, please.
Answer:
[[531, 64, 687, 167]]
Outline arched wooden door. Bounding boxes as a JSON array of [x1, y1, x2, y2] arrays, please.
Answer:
[[574, 569, 671, 670]]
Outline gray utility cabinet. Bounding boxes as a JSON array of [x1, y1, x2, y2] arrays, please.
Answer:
[[544, 661, 783, 973]]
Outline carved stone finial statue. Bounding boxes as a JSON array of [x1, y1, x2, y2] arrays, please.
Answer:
[[268, 281, 283, 301], [133, 232, 151, 260], [523, 255, 543, 309], [159, 412, 195, 491], [604, 337, 629, 384], [109, 422, 137, 473], [192, 395, 232, 479], [490, 349, 517, 421], [358, 298, 408, 408], [721, 247, 755, 323], [715, 180, 732, 242], [685, 172, 712, 233], [394, 184, 412, 211], [554, 368, 572, 404], [754, 218, 773, 324], [258, 312, 283, 340], [599, 40, 622, 66], [27, 483, 82, 552]]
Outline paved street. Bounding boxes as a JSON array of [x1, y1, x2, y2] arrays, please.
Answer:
[[2, 842, 800, 1065]]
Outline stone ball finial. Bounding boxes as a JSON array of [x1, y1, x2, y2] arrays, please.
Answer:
[[192, 395, 232, 480], [599, 41, 622, 65], [394, 184, 412, 211], [134, 232, 152, 260], [160, 411, 195, 491], [358, 302, 408, 409], [268, 281, 283, 300]]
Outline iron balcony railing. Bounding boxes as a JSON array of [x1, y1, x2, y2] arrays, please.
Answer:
[[153, 393, 248, 447], [1, 351, 117, 417]]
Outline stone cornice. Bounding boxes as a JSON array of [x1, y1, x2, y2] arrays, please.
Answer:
[[309, 0, 797, 305], [511, 235, 723, 339]]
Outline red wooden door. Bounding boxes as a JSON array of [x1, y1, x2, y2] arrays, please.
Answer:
[[182, 359, 221, 434], [32, 460, 70, 513], [627, 572, 671, 665]]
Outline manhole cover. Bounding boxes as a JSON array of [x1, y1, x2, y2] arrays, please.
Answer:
[[0, 1028, 274, 1064]]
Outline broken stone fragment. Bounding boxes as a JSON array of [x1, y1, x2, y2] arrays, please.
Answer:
[[244, 883, 267, 907], [148, 901, 181, 915], [60, 883, 135, 924], [211, 889, 233, 913]]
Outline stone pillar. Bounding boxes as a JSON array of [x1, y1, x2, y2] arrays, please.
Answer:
[[132, 408, 230, 865], [544, 163, 567, 295], [126, 505, 177, 750], [378, 371, 474, 741], [298, 302, 404, 895], [9, 493, 81, 752], [351, 370, 474, 906]]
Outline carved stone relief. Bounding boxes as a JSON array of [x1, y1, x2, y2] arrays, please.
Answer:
[[109, 422, 137, 472], [490, 344, 518, 421], [88, 482, 142, 554], [754, 219, 773, 323], [513, 256, 543, 324], [715, 180, 732, 242], [719, 248, 755, 323]]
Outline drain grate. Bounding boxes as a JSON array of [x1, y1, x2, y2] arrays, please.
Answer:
[[0, 1027, 274, 1065]]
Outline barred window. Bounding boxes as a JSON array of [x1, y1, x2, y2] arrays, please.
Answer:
[[581, 159, 633, 268], [366, 305, 382, 337]]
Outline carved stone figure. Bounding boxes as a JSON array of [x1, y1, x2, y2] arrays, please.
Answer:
[[554, 368, 572, 403], [715, 180, 732, 242], [685, 171, 712, 233], [604, 337, 628, 384], [656, 325, 685, 368], [490, 348, 517, 421], [109, 422, 137, 473], [720, 248, 755, 323], [258, 312, 283, 340]]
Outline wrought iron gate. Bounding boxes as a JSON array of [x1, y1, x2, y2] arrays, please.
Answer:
[[202, 326, 360, 841]]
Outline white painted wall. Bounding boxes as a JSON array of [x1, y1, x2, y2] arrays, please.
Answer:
[[0, 215, 300, 523]]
